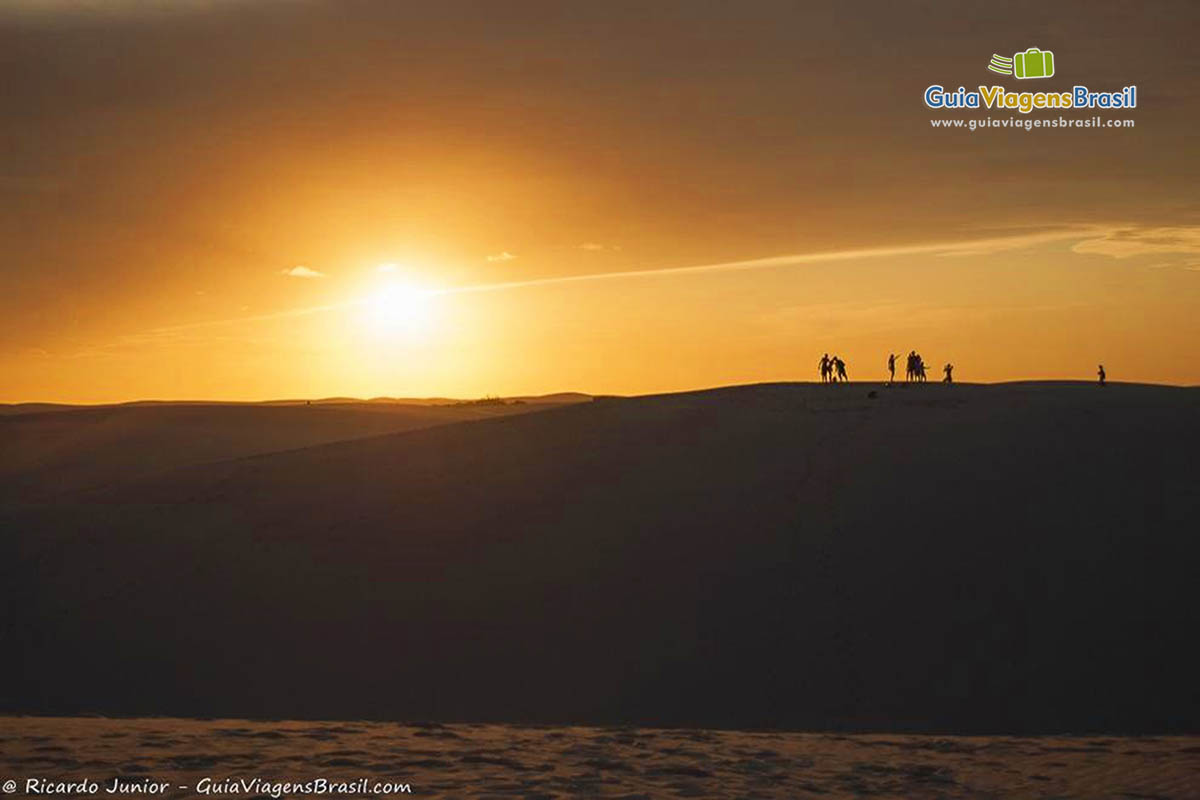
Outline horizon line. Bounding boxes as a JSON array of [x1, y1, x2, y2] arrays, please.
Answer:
[[4, 378, 1195, 408]]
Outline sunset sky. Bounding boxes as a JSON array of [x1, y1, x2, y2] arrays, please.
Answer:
[[2, 0, 1198, 402]]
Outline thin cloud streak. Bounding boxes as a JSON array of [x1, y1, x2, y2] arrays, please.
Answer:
[[146, 301, 363, 335], [439, 226, 1102, 297], [99, 225, 1107, 349]]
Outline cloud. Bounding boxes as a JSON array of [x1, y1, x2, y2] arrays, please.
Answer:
[[581, 242, 621, 252], [934, 225, 1105, 257], [486, 251, 516, 262], [1070, 226, 1200, 259], [281, 266, 325, 278], [103, 224, 1196, 350], [450, 226, 1102, 296]]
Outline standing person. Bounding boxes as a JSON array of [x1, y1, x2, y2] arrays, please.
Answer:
[[916, 354, 927, 382], [887, 353, 896, 385], [835, 356, 848, 383], [943, 363, 954, 383], [819, 353, 830, 383], [1098, 364, 1106, 386], [906, 351, 916, 382]]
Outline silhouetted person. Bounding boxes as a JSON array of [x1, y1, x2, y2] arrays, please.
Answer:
[[911, 352, 926, 383], [943, 363, 953, 383], [819, 353, 831, 383], [887, 353, 896, 384], [1098, 364, 1106, 386], [906, 350, 917, 382], [835, 356, 847, 383]]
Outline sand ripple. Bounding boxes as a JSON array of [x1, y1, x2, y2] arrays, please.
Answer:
[[1, 718, 1197, 798]]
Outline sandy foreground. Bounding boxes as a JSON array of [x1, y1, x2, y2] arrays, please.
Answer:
[[4, 383, 1199, 731], [1, 716, 1197, 799]]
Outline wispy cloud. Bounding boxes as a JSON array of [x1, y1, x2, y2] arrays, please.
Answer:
[[1070, 226, 1200, 259], [68, 300, 361, 358], [83, 224, 1177, 353], [451, 226, 1101, 296], [580, 242, 621, 252], [935, 225, 1106, 257], [281, 266, 325, 278], [486, 251, 516, 262]]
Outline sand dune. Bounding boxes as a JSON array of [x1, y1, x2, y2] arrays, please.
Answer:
[[0, 399, 568, 502], [3, 382, 1198, 733]]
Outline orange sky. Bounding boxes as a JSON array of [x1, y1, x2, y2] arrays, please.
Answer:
[[2, 1, 1198, 402]]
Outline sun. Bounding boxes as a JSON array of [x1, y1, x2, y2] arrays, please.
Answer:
[[365, 282, 436, 336]]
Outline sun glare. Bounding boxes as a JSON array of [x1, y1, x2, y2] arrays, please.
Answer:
[[365, 282, 436, 337]]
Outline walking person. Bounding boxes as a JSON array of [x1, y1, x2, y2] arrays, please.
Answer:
[[943, 363, 953, 383], [819, 353, 831, 383], [1098, 364, 1106, 386], [835, 355, 848, 383], [887, 353, 896, 385]]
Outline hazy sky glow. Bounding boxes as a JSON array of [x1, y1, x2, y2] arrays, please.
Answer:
[[2, 0, 1197, 401]]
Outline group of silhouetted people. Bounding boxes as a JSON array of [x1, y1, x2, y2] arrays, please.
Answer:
[[815, 350, 955, 385], [818, 353, 848, 383], [883, 350, 951, 383], [818, 351, 1105, 386], [906, 352, 926, 382]]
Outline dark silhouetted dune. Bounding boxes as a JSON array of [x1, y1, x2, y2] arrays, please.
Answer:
[[0, 400, 563, 502], [2, 382, 1198, 733]]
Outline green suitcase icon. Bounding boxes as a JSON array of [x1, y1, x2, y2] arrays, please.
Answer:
[[1014, 47, 1054, 79]]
